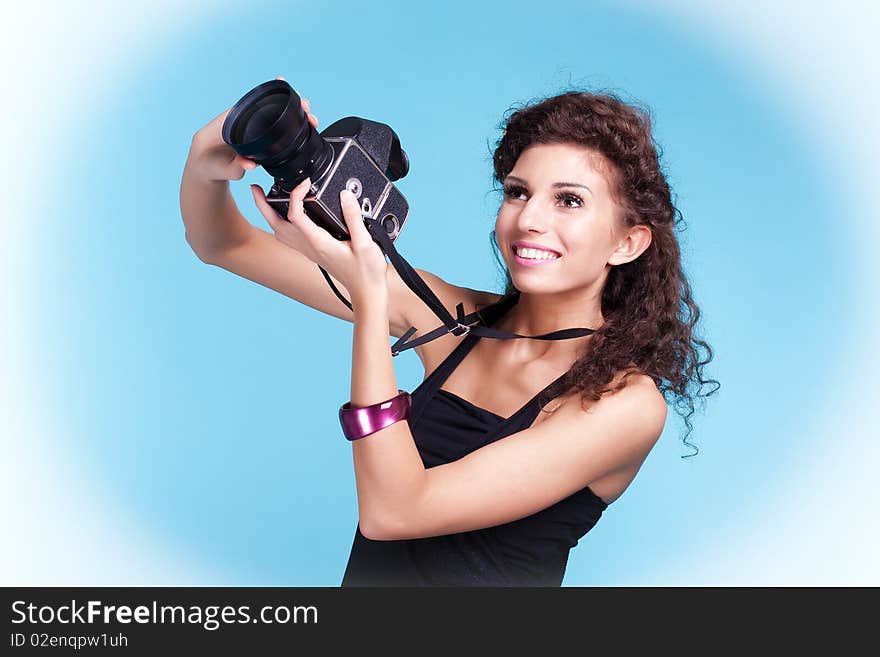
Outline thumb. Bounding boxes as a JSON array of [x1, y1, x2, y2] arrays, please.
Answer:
[[235, 155, 257, 171]]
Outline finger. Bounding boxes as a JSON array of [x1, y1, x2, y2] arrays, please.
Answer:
[[237, 155, 257, 171], [339, 189, 372, 248], [220, 149, 253, 181], [299, 98, 319, 128], [288, 178, 340, 254], [250, 184, 283, 232], [287, 178, 329, 243], [287, 177, 312, 223]]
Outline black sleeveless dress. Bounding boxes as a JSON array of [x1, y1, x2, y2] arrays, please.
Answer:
[[340, 291, 610, 587]]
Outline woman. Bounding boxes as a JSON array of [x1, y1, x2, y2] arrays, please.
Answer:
[[180, 84, 718, 586]]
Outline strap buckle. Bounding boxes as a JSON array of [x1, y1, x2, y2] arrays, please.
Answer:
[[388, 303, 473, 357], [450, 302, 471, 337], [390, 326, 418, 357]]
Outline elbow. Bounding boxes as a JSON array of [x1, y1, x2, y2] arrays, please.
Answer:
[[358, 472, 428, 541], [185, 235, 218, 265], [358, 516, 386, 541], [358, 506, 412, 541], [358, 510, 402, 541], [359, 514, 400, 541]]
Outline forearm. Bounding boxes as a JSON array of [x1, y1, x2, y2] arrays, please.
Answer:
[[179, 149, 249, 257], [349, 290, 426, 535]]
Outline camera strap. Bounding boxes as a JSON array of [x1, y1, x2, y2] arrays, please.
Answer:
[[318, 215, 597, 357]]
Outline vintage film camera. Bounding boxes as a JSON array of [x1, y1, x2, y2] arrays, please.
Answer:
[[221, 78, 410, 244]]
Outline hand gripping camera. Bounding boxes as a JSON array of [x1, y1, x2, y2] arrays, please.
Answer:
[[221, 79, 596, 356], [221, 79, 409, 244]]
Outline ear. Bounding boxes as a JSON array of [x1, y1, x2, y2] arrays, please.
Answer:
[[608, 224, 652, 266]]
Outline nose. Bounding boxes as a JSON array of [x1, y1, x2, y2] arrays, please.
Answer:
[[516, 195, 548, 234]]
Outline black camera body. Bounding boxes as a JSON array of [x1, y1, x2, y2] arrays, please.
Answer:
[[221, 80, 410, 243], [267, 118, 410, 242]]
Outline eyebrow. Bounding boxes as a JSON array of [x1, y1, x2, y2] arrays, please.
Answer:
[[504, 175, 592, 196]]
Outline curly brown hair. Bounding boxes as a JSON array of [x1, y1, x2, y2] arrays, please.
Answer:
[[488, 89, 720, 457]]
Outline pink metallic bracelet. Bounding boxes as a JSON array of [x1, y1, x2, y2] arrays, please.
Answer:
[[339, 390, 412, 441]]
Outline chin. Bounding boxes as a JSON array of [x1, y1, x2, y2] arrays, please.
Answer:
[[508, 274, 562, 296]]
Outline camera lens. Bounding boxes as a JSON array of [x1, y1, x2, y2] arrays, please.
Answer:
[[228, 91, 288, 144], [222, 79, 334, 188]]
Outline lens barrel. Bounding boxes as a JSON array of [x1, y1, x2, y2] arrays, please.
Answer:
[[221, 79, 334, 187]]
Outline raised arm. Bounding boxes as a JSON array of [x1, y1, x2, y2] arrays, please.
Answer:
[[179, 97, 492, 342]]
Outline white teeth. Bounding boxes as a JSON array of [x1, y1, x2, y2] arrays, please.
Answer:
[[516, 246, 559, 260]]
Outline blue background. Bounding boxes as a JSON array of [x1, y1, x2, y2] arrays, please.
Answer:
[[13, 0, 860, 585]]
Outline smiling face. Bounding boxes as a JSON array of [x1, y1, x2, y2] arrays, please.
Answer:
[[495, 142, 646, 299]]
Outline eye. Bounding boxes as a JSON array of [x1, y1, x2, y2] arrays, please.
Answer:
[[556, 192, 583, 209], [502, 184, 528, 201]]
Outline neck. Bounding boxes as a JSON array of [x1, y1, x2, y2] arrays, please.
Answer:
[[494, 284, 605, 362]]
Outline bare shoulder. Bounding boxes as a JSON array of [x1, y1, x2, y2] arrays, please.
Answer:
[[391, 268, 501, 370], [393, 268, 501, 322], [550, 368, 666, 414], [546, 370, 668, 457]]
